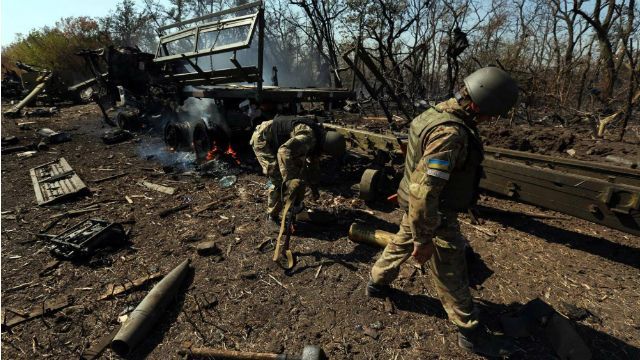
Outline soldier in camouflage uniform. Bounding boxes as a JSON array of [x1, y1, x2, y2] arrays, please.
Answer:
[[366, 67, 519, 357], [251, 115, 346, 220]]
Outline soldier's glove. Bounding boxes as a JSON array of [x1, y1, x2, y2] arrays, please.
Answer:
[[412, 241, 435, 265]]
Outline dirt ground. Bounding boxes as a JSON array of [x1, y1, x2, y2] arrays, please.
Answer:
[[1, 104, 639, 360]]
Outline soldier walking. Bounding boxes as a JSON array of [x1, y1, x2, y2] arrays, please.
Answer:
[[250, 115, 346, 221], [366, 67, 519, 357]]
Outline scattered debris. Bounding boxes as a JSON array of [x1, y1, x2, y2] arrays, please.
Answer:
[[4, 281, 34, 293], [90, 172, 127, 184], [1, 136, 19, 146], [566, 148, 576, 157], [36, 128, 71, 144], [102, 129, 133, 145], [1, 144, 35, 154], [141, 181, 175, 195], [30, 158, 89, 205], [460, 220, 497, 237], [356, 324, 380, 340], [80, 326, 121, 360], [369, 321, 384, 330], [16, 121, 36, 129], [50, 204, 100, 219], [180, 231, 205, 243], [17, 151, 37, 158], [193, 194, 236, 215], [196, 241, 220, 256], [177, 344, 327, 360], [39, 260, 62, 277], [158, 203, 189, 217], [98, 272, 164, 300], [111, 259, 191, 356], [1, 295, 74, 330], [48, 219, 127, 259], [219, 175, 237, 188], [25, 107, 59, 118]]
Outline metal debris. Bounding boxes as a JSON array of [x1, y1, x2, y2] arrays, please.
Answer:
[[48, 219, 127, 259], [36, 128, 70, 144], [30, 158, 89, 205]]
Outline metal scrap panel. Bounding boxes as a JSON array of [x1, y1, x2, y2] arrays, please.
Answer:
[[30, 158, 89, 205]]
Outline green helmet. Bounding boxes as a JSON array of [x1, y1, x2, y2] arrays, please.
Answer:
[[322, 130, 346, 157], [463, 67, 519, 116]]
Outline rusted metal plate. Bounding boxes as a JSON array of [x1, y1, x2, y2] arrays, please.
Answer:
[[481, 158, 640, 236], [30, 158, 89, 205]]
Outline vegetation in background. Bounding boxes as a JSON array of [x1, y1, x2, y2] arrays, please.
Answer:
[[1, 0, 638, 139], [1, 17, 107, 83]]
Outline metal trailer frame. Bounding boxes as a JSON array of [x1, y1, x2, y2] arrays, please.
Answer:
[[325, 123, 640, 237]]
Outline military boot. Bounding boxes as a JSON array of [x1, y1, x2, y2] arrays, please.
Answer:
[[458, 326, 516, 358], [365, 280, 392, 298]]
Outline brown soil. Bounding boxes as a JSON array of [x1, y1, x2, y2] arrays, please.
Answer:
[[479, 119, 639, 164], [1, 104, 639, 359]]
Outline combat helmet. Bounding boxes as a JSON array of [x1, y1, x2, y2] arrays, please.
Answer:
[[322, 130, 346, 157], [463, 67, 519, 116]]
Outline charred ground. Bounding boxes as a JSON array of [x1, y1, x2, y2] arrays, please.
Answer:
[[1, 104, 639, 359]]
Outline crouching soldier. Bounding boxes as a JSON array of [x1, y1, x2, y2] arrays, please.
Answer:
[[366, 67, 519, 357], [250, 115, 346, 221]]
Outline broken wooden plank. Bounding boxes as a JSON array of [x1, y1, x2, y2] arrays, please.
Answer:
[[80, 325, 121, 360], [39, 260, 61, 276], [49, 204, 100, 219], [141, 181, 175, 195], [1, 295, 73, 329], [193, 194, 236, 215], [90, 172, 127, 184], [98, 272, 163, 300], [158, 203, 189, 218]]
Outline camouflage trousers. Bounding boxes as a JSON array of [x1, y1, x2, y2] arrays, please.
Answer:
[[370, 212, 479, 330], [250, 122, 284, 217]]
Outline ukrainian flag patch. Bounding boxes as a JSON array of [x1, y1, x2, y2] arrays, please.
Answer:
[[427, 158, 450, 171]]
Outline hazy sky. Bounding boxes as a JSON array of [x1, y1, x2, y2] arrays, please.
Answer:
[[1, 0, 122, 45]]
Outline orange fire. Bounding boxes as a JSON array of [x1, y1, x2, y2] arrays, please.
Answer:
[[206, 143, 240, 164]]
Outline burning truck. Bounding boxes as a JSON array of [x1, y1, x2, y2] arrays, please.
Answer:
[[76, 0, 353, 160]]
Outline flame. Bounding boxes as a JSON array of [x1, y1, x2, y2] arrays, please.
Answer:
[[206, 143, 240, 164]]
